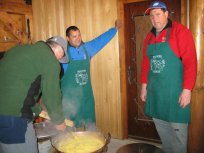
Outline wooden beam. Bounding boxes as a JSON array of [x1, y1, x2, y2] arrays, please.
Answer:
[[188, 0, 204, 152], [0, 1, 32, 15], [0, 41, 18, 52]]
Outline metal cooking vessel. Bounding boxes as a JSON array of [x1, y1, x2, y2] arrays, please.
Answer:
[[51, 131, 111, 153], [34, 121, 59, 140]]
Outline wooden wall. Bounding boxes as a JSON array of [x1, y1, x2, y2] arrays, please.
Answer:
[[188, 0, 204, 152], [32, 0, 123, 138], [7, 1, 203, 147]]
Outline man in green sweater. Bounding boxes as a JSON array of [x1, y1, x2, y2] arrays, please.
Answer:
[[0, 36, 68, 153]]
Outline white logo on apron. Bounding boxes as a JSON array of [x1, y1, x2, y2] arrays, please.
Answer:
[[151, 55, 165, 73], [75, 70, 88, 85]]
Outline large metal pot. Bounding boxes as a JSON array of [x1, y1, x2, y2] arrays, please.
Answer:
[[51, 131, 111, 153]]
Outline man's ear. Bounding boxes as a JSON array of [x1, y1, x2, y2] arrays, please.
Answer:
[[66, 36, 69, 41], [165, 11, 169, 18]]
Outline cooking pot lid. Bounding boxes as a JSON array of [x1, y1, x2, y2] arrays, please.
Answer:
[[34, 122, 59, 139]]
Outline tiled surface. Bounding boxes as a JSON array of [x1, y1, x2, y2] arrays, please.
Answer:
[[107, 138, 161, 153]]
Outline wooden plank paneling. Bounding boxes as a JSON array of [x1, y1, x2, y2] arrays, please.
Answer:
[[32, 0, 122, 138], [32, 0, 65, 40]]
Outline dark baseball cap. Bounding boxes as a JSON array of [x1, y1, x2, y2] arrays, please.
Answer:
[[145, 1, 167, 15]]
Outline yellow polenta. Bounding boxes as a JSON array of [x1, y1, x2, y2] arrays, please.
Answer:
[[57, 135, 104, 153]]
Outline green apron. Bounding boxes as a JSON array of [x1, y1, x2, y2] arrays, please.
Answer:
[[61, 46, 95, 127], [145, 28, 190, 123]]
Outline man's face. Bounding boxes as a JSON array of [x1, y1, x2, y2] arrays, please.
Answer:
[[52, 45, 64, 60], [67, 30, 82, 48], [149, 8, 168, 32]]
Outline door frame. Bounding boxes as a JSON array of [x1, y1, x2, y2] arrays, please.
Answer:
[[117, 0, 188, 138]]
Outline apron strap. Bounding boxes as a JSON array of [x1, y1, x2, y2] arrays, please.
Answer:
[[148, 28, 170, 44], [67, 43, 71, 61], [166, 28, 170, 41], [82, 45, 89, 61], [148, 34, 152, 45]]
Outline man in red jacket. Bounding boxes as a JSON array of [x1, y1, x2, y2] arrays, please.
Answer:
[[140, 1, 197, 153]]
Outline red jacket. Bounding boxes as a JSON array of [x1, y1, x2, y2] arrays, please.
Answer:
[[141, 20, 197, 90]]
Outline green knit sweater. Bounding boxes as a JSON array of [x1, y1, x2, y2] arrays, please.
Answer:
[[0, 41, 65, 124]]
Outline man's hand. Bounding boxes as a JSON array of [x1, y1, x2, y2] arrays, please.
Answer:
[[178, 89, 191, 108], [140, 83, 147, 102], [55, 121, 66, 132], [39, 110, 51, 120], [115, 19, 122, 29]]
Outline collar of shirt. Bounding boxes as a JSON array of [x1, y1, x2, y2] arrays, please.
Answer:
[[150, 19, 172, 36], [68, 41, 84, 49], [68, 43, 87, 60]]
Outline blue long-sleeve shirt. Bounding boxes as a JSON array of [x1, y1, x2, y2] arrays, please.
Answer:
[[62, 27, 117, 72]]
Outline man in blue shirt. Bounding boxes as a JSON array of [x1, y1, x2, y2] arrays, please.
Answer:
[[61, 19, 121, 130]]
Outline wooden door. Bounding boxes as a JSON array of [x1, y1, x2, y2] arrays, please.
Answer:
[[124, 0, 181, 141], [0, 0, 33, 52]]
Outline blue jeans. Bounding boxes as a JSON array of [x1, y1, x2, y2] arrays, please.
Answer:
[[0, 122, 38, 153], [153, 118, 188, 153]]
